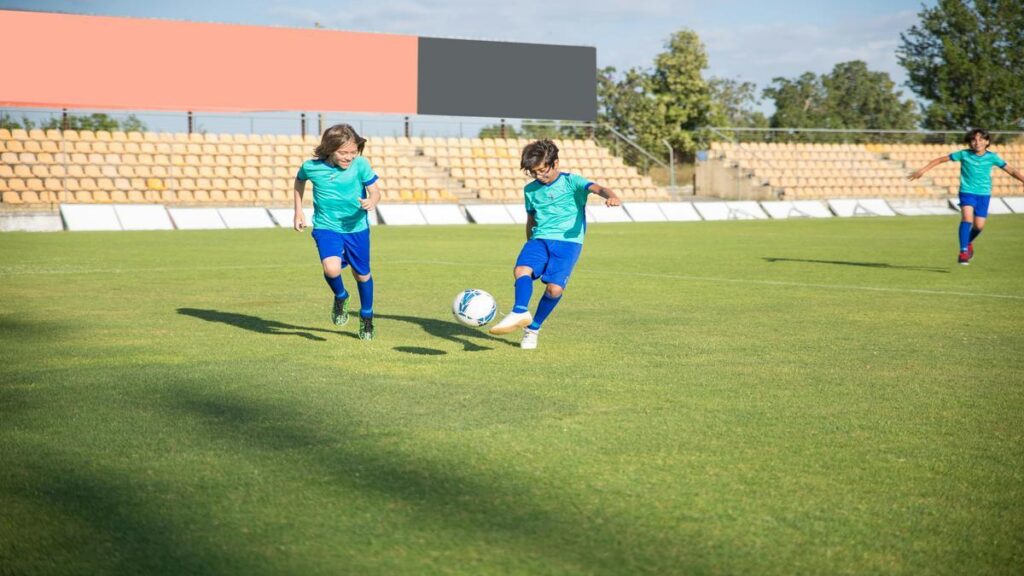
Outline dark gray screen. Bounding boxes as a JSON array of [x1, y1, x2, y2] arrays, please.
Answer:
[[418, 37, 596, 121]]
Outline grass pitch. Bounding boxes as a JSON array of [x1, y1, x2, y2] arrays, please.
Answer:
[[1, 216, 1023, 575]]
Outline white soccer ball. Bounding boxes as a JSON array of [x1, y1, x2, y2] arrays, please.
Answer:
[[452, 289, 497, 327]]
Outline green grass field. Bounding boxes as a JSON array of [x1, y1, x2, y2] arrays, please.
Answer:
[[2, 216, 1023, 575]]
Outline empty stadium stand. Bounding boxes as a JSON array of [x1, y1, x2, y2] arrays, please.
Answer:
[[707, 141, 1024, 200], [0, 128, 667, 206]]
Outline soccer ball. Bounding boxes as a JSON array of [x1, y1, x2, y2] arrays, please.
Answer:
[[452, 289, 497, 327]]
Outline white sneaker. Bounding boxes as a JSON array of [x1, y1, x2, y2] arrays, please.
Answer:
[[488, 310, 533, 335], [521, 328, 539, 349]]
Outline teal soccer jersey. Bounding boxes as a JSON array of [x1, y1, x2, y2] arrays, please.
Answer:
[[297, 156, 378, 233], [524, 172, 594, 244], [949, 149, 1006, 195]]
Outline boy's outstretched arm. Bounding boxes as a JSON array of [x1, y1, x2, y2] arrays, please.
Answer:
[[588, 183, 622, 206], [909, 156, 949, 180], [1000, 163, 1024, 187]]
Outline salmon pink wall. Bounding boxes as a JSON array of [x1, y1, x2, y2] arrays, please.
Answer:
[[0, 10, 418, 113]]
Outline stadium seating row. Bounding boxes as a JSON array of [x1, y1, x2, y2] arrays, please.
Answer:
[[708, 141, 1024, 199], [0, 129, 665, 206]]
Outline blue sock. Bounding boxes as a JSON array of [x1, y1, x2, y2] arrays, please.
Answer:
[[969, 226, 982, 243], [958, 222, 971, 252], [324, 274, 348, 299], [357, 276, 374, 317], [513, 275, 532, 313], [529, 293, 562, 330]]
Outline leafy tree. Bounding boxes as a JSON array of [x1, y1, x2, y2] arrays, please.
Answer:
[[823, 61, 919, 130], [707, 77, 769, 129], [598, 30, 714, 165], [762, 61, 919, 140], [898, 0, 1024, 131], [0, 113, 36, 131], [762, 72, 828, 130], [478, 123, 521, 139], [39, 113, 147, 132]]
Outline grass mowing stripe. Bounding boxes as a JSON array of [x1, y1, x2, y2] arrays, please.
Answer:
[[6, 259, 1021, 301]]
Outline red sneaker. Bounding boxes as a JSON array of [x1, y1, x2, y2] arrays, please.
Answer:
[[967, 242, 974, 261], [958, 251, 970, 265]]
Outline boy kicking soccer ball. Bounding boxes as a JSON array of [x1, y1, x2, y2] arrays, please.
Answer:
[[909, 128, 1024, 265], [488, 139, 620, 349]]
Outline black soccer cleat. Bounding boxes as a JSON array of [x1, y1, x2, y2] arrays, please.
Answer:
[[332, 296, 350, 326], [358, 315, 375, 340]]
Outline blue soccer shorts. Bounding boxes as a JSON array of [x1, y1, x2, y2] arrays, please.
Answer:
[[311, 228, 371, 275], [515, 238, 584, 288], [958, 192, 992, 218]]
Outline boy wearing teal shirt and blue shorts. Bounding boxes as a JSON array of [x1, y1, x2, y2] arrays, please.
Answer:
[[910, 128, 1024, 265], [489, 139, 621, 349], [293, 124, 382, 339]]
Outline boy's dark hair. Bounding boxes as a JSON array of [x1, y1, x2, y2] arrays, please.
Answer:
[[964, 128, 991, 145], [520, 139, 559, 174], [314, 123, 367, 161]]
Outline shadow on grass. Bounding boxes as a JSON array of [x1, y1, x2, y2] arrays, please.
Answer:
[[0, 383, 698, 573], [177, 308, 356, 341], [0, 448, 227, 574], [763, 257, 950, 274], [164, 391, 679, 574], [376, 313, 518, 352]]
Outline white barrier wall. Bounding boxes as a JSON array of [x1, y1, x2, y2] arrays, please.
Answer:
[[656, 202, 702, 222], [585, 205, 632, 223], [694, 201, 769, 221], [759, 201, 832, 219], [23, 197, 1004, 233], [505, 204, 528, 224], [622, 203, 668, 222], [1002, 196, 1024, 213], [828, 199, 897, 217], [419, 204, 468, 225], [218, 208, 276, 229], [60, 204, 122, 231], [114, 204, 175, 230], [168, 208, 226, 230], [948, 197, 1012, 215], [268, 208, 314, 228], [465, 204, 516, 224], [376, 204, 427, 225]]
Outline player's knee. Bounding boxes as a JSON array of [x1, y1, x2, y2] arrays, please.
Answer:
[[355, 272, 372, 283], [514, 266, 532, 278], [322, 262, 343, 277], [546, 284, 563, 298]]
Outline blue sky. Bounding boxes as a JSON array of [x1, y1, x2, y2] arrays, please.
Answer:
[[0, 0, 933, 132]]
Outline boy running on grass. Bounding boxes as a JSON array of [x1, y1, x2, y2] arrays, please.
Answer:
[[293, 124, 381, 339], [910, 128, 1024, 265]]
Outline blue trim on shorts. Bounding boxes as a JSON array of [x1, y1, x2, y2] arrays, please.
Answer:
[[514, 238, 583, 288], [958, 192, 991, 218], [311, 228, 371, 275]]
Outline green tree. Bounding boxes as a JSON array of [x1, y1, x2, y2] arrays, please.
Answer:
[[822, 61, 919, 131], [39, 113, 148, 132], [898, 0, 1024, 130], [762, 72, 828, 130], [598, 30, 714, 165], [0, 113, 36, 131], [762, 61, 919, 140], [477, 123, 521, 139], [707, 77, 769, 129]]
